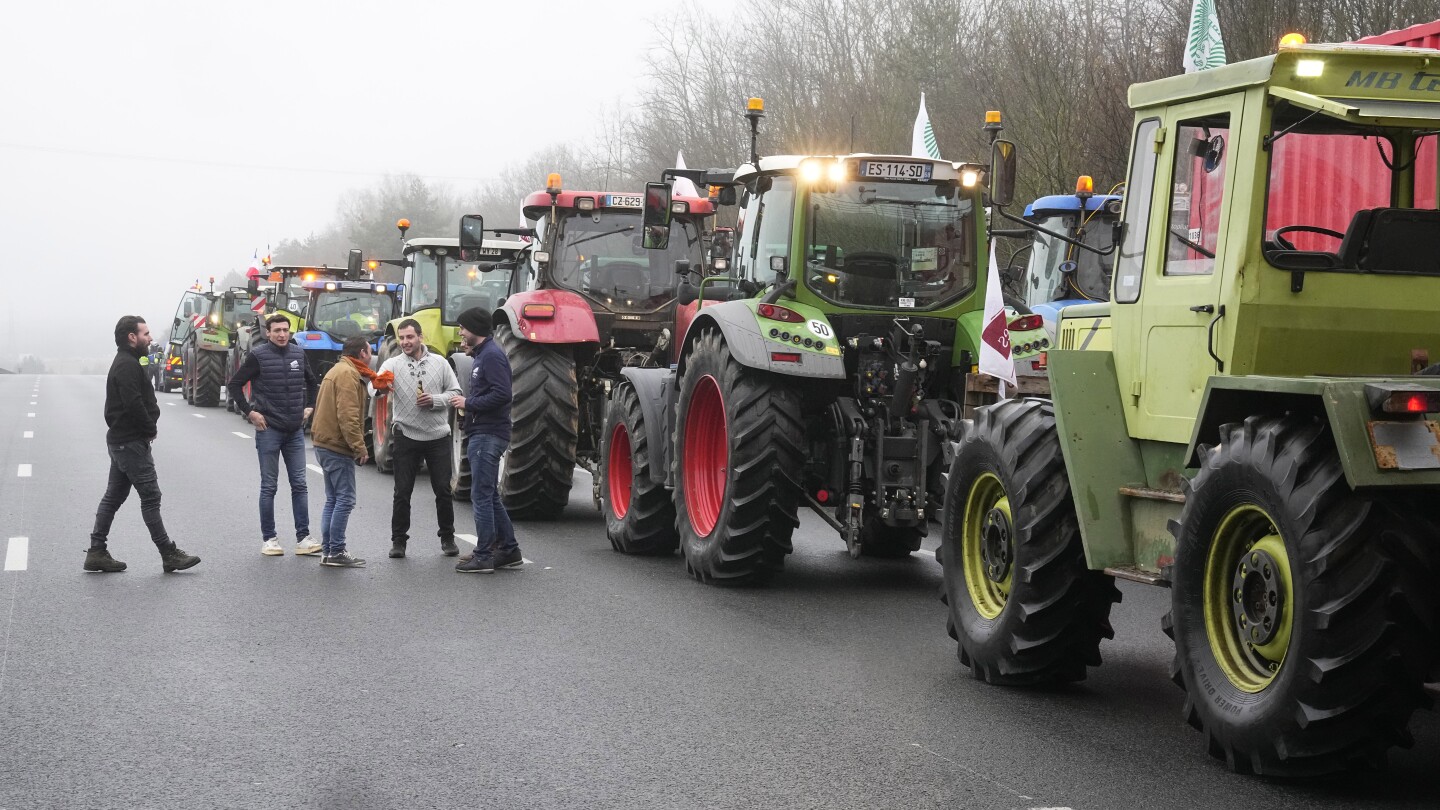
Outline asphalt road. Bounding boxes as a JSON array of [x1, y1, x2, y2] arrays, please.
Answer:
[[1, 373, 1438, 809]]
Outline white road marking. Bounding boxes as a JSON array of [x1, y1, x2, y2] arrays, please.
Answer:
[[165, 402, 177, 406], [22, 432, 33, 439], [307, 464, 323, 473], [192, 414, 205, 419], [28, 401, 35, 405], [454, 534, 533, 564], [917, 548, 936, 558], [233, 432, 253, 439], [25, 413, 34, 418], [4, 538, 27, 571], [16, 465, 31, 478]]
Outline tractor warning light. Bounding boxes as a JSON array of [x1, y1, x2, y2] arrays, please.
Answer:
[[1279, 32, 1306, 48]]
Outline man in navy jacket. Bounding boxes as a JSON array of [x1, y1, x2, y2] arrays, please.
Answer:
[[449, 308, 523, 573], [86, 316, 201, 573]]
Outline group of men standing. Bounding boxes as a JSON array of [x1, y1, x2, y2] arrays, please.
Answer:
[[88, 307, 522, 574]]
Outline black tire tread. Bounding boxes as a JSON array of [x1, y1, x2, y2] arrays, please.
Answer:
[[193, 349, 225, 408], [602, 384, 678, 554], [497, 324, 577, 519]]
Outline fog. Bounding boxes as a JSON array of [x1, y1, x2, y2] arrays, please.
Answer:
[[0, 0, 680, 372]]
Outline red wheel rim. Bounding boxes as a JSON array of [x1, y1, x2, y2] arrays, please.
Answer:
[[375, 394, 388, 449], [683, 374, 727, 536], [608, 421, 633, 519]]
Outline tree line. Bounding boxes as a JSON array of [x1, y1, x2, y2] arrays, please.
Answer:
[[273, 0, 1436, 267]]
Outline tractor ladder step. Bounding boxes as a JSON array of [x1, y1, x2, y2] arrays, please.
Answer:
[[1117, 485, 1185, 503]]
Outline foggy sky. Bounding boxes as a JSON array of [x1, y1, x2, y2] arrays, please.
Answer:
[[1, 0, 683, 369]]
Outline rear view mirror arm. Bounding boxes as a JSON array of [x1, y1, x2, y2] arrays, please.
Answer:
[[992, 205, 1115, 256]]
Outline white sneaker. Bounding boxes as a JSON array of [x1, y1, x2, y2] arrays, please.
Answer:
[[261, 538, 284, 556], [294, 536, 322, 556]]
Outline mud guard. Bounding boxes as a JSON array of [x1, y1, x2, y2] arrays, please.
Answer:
[[679, 300, 846, 379], [619, 367, 678, 486], [498, 289, 600, 345]]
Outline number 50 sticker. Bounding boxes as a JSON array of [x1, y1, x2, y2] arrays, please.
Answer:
[[808, 319, 832, 338]]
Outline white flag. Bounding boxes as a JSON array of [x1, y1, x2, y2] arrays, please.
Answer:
[[911, 93, 941, 160], [672, 151, 701, 198], [978, 238, 1015, 388], [1183, 0, 1226, 73]]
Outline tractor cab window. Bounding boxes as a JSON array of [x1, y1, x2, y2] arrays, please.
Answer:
[[806, 179, 976, 310], [311, 290, 393, 340], [552, 209, 703, 314], [408, 250, 442, 312], [444, 255, 516, 322], [1164, 115, 1231, 277], [1263, 110, 1439, 275], [732, 188, 763, 281], [1023, 210, 1118, 307], [742, 176, 795, 285]]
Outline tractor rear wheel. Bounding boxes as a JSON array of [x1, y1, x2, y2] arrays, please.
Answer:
[[601, 383, 677, 555], [1166, 415, 1438, 776], [449, 409, 469, 499], [497, 323, 578, 519], [940, 398, 1119, 684], [673, 331, 803, 584], [371, 336, 399, 474], [193, 350, 225, 408]]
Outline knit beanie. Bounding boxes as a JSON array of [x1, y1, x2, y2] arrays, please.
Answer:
[[457, 307, 492, 337]]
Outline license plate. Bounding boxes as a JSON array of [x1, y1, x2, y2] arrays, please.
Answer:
[[605, 194, 643, 208], [860, 161, 933, 182]]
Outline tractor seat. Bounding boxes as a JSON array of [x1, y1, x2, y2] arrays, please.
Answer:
[[454, 294, 493, 315], [1339, 208, 1440, 274]]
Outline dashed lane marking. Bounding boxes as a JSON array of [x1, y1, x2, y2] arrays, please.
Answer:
[[25, 413, 34, 418], [16, 465, 31, 478], [454, 534, 534, 565], [233, 432, 253, 439], [917, 548, 936, 558], [4, 538, 27, 571], [192, 414, 205, 419], [307, 464, 323, 474], [22, 432, 33, 439], [165, 402, 176, 406]]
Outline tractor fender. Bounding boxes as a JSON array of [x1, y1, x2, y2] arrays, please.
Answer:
[[498, 290, 599, 345], [619, 367, 679, 486], [679, 300, 846, 379]]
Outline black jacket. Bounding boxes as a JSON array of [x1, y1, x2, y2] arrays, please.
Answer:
[[227, 340, 318, 433], [104, 349, 160, 445], [461, 338, 512, 441]]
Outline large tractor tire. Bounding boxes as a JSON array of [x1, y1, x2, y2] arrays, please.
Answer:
[[449, 410, 470, 499], [192, 350, 225, 408], [940, 398, 1120, 684], [673, 330, 803, 584], [1166, 415, 1438, 776], [496, 323, 578, 519], [600, 383, 677, 555]]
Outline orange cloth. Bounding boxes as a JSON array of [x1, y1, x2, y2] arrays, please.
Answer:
[[345, 356, 394, 392]]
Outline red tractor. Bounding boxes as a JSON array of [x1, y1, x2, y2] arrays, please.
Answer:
[[460, 175, 718, 519]]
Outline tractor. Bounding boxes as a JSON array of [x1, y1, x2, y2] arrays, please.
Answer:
[[594, 97, 988, 581], [165, 280, 250, 406], [456, 180, 718, 519], [368, 230, 527, 490], [939, 39, 1440, 776], [228, 262, 346, 415]]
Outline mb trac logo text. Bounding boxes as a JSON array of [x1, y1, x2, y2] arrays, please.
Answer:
[[1346, 70, 1440, 92]]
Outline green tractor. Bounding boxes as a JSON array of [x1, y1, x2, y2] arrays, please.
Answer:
[[228, 264, 331, 415], [369, 227, 527, 491], [598, 97, 988, 580], [166, 280, 250, 407], [940, 40, 1440, 775]]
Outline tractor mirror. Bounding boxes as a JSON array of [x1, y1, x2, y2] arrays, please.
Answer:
[[642, 182, 672, 250], [347, 248, 363, 278], [674, 259, 692, 276], [246, 278, 259, 296], [458, 214, 487, 262], [717, 186, 737, 206], [677, 275, 698, 306], [989, 139, 1017, 208]]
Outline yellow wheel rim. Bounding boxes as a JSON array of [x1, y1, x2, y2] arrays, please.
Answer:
[[1202, 504, 1294, 693], [962, 473, 1014, 620]]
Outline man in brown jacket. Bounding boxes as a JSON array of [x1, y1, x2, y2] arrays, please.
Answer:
[[311, 337, 372, 568]]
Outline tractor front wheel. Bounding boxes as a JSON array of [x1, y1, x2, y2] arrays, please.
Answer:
[[497, 323, 578, 519], [940, 398, 1119, 684], [1166, 415, 1438, 776], [673, 331, 803, 584], [601, 383, 677, 555], [192, 350, 225, 408], [371, 336, 400, 474]]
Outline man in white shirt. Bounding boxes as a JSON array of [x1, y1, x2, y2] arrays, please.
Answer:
[[377, 319, 464, 558]]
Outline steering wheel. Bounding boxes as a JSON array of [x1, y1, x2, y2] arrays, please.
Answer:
[[1274, 224, 1344, 251]]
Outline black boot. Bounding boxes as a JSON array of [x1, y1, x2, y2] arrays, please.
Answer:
[[439, 538, 458, 557], [389, 541, 406, 559], [83, 548, 127, 573], [160, 545, 201, 573]]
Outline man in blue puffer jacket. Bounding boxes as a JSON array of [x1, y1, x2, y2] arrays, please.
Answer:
[[228, 314, 321, 557]]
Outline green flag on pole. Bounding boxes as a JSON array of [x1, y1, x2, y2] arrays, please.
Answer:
[[1183, 0, 1226, 73]]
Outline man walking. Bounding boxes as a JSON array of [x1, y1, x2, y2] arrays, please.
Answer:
[[228, 314, 321, 557], [376, 318, 463, 559], [311, 337, 371, 568], [449, 308, 523, 574], [86, 316, 201, 573]]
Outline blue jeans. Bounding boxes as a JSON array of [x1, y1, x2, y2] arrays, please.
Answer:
[[314, 447, 357, 555], [467, 433, 517, 561], [256, 427, 310, 541]]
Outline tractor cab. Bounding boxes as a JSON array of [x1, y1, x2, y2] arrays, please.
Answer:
[[1014, 183, 1122, 318], [295, 279, 403, 378], [392, 236, 525, 357]]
